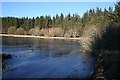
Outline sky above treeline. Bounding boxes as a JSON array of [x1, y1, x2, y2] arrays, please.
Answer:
[[2, 2, 116, 18]]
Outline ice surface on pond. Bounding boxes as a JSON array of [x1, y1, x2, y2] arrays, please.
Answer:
[[1, 36, 95, 78]]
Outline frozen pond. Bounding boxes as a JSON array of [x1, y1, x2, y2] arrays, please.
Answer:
[[1, 36, 95, 78]]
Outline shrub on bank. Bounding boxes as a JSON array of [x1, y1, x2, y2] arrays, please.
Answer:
[[28, 28, 34, 35], [15, 27, 26, 35], [48, 28, 64, 37], [80, 24, 108, 53], [39, 28, 64, 37], [64, 28, 80, 38], [7, 26, 16, 34], [64, 29, 73, 38], [28, 27, 40, 36], [2, 27, 8, 34], [94, 23, 120, 51], [72, 28, 80, 38], [80, 23, 120, 53], [40, 28, 49, 37]]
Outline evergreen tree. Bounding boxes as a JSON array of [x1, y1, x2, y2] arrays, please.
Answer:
[[40, 16, 45, 29], [52, 16, 56, 27], [114, 1, 120, 22], [22, 17, 31, 30], [60, 13, 64, 22], [14, 18, 19, 28], [34, 16, 40, 27], [67, 13, 71, 21], [47, 16, 52, 28], [31, 17, 35, 28], [55, 14, 60, 25]]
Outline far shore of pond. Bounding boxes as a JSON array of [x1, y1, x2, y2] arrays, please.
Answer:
[[0, 34, 89, 40]]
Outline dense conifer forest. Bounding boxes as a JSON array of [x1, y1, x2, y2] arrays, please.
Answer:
[[1, 1, 120, 37]]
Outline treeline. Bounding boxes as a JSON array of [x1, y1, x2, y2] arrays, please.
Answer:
[[1, 1, 120, 38], [2, 13, 81, 30]]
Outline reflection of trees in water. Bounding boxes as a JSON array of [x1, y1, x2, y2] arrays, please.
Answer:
[[2, 37, 81, 59], [29, 39, 80, 58], [2, 37, 31, 45], [2, 37, 17, 45], [31, 38, 41, 47]]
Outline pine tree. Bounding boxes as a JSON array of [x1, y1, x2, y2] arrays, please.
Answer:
[[34, 16, 40, 27], [14, 18, 19, 28], [67, 13, 71, 21], [40, 16, 45, 29], [47, 16, 52, 28], [114, 1, 120, 22], [55, 14, 60, 25], [60, 13, 64, 22], [52, 16, 56, 27], [30, 17, 35, 28]]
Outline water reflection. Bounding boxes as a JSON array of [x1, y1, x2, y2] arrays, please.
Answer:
[[2, 36, 95, 78]]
